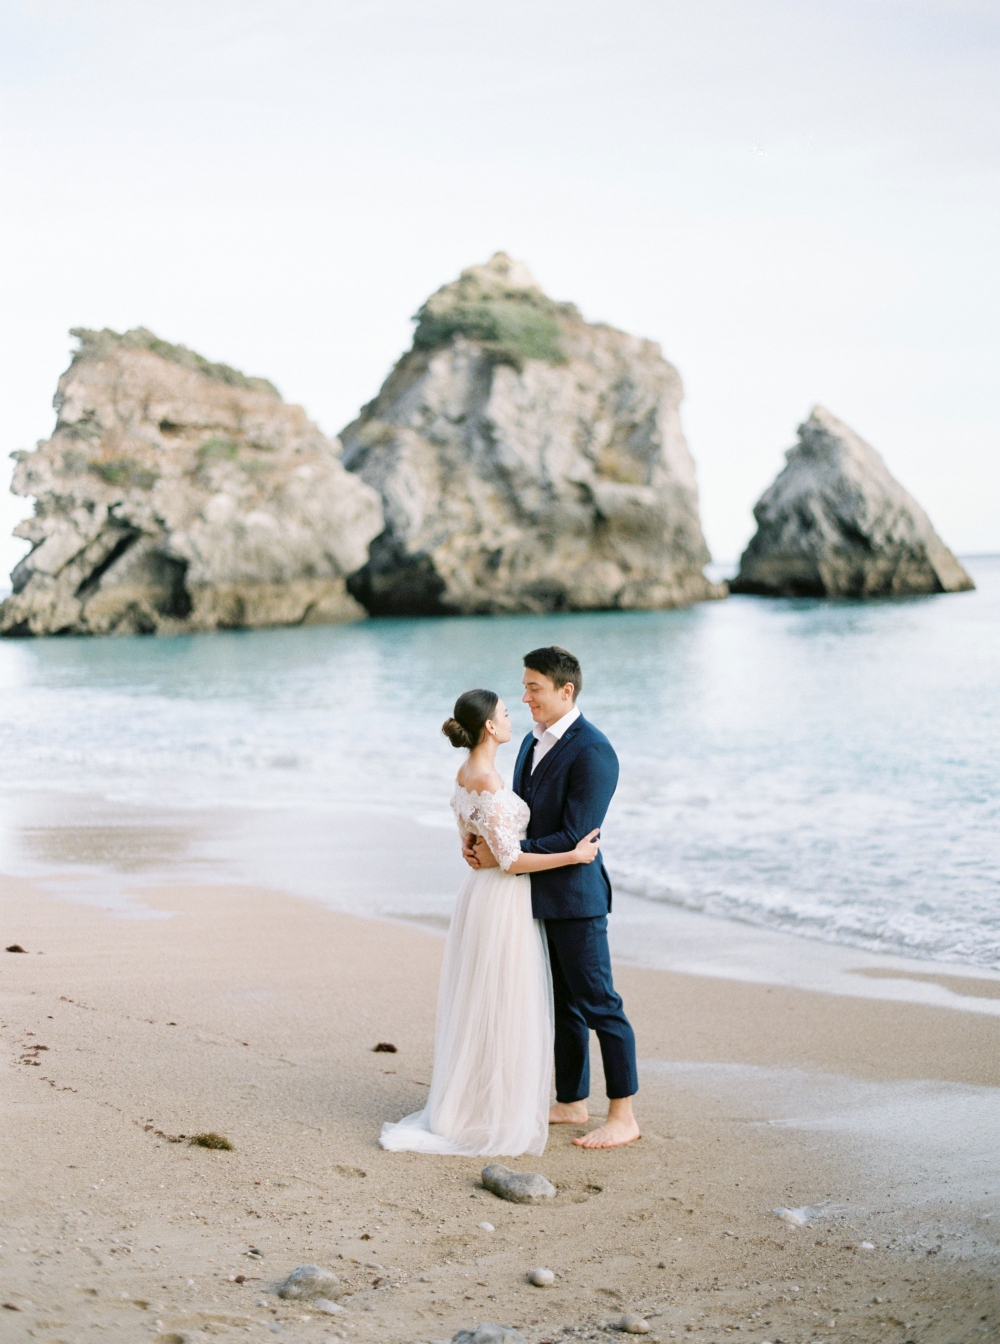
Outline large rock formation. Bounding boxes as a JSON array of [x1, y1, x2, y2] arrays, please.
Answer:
[[731, 406, 974, 599], [1, 328, 384, 636], [341, 253, 722, 614]]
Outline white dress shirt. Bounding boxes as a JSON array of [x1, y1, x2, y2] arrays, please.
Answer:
[[531, 704, 581, 773]]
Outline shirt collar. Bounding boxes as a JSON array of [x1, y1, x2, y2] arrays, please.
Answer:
[[532, 704, 581, 742]]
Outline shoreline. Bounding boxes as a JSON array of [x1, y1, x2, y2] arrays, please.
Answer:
[[4, 787, 1000, 1021], [3, 871, 999, 1343]]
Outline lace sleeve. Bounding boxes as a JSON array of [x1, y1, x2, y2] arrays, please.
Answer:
[[451, 793, 472, 839], [470, 793, 523, 873]]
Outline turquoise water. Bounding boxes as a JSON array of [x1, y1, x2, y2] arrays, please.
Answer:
[[1, 557, 997, 969]]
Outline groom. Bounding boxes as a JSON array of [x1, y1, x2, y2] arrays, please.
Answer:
[[464, 646, 640, 1149]]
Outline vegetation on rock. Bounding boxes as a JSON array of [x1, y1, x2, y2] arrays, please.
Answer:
[[414, 295, 566, 368], [412, 253, 570, 368], [88, 456, 160, 489], [197, 437, 240, 463], [69, 326, 280, 397]]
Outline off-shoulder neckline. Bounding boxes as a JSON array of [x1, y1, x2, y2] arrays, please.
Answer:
[[454, 782, 507, 799]]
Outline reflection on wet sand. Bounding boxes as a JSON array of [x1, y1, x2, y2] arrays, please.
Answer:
[[852, 966, 1000, 1000], [17, 823, 191, 872], [386, 910, 451, 930]]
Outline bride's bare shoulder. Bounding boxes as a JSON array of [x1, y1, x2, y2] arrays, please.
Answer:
[[456, 766, 505, 796]]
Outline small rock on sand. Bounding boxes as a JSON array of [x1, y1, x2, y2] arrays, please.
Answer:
[[313, 1298, 344, 1314], [276, 1265, 340, 1300], [619, 1314, 651, 1334], [453, 1327, 528, 1344], [481, 1164, 555, 1204], [528, 1267, 555, 1287], [477, 1222, 495, 1232], [5, 945, 27, 953], [773, 1204, 826, 1228]]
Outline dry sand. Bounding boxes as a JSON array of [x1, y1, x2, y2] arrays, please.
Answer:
[[2, 874, 998, 1344]]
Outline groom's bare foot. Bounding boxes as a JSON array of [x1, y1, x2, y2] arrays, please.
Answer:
[[549, 1100, 589, 1124], [573, 1116, 641, 1148], [572, 1097, 640, 1148]]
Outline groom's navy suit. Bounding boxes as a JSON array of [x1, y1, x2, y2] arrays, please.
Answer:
[[514, 714, 638, 1103]]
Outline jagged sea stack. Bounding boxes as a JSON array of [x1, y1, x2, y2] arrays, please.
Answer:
[[341, 253, 723, 614], [731, 406, 974, 599], [1, 328, 384, 636]]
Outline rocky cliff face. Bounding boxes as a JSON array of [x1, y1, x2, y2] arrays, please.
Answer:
[[731, 406, 974, 599], [341, 253, 722, 615], [1, 328, 384, 636]]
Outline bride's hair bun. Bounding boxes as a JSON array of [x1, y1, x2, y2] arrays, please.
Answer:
[[442, 689, 499, 750], [442, 717, 474, 749]]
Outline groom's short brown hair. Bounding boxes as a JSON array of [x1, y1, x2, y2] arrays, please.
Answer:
[[523, 646, 582, 699]]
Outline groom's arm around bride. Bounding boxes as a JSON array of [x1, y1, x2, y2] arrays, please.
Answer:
[[466, 645, 640, 1149]]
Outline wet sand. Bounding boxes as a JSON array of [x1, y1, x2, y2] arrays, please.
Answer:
[[2, 874, 998, 1344]]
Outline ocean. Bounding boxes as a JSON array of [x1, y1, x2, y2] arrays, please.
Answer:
[[1, 556, 998, 973]]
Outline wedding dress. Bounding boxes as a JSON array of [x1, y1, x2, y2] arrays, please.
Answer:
[[379, 785, 554, 1157]]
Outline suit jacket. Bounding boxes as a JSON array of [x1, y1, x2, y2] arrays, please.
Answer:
[[513, 713, 619, 921]]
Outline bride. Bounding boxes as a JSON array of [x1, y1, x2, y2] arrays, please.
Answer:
[[379, 689, 600, 1157]]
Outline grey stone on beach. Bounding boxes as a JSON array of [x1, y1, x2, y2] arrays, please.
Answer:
[[341, 252, 724, 616], [731, 405, 974, 600], [618, 1314, 651, 1334], [528, 1266, 555, 1286], [452, 1326, 528, 1344], [481, 1163, 556, 1204], [1, 327, 383, 638], [275, 1265, 341, 1300], [312, 1297, 344, 1314]]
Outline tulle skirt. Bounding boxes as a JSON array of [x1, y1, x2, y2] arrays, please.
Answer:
[[380, 865, 554, 1157]]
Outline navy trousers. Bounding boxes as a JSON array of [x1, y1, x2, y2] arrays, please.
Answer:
[[545, 916, 638, 1103]]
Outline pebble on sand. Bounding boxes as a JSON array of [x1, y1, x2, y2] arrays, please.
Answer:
[[619, 1314, 651, 1334], [528, 1267, 555, 1287], [276, 1265, 341, 1300], [453, 1327, 528, 1344], [313, 1298, 344, 1314], [481, 1164, 556, 1204], [773, 1202, 828, 1228], [477, 1222, 495, 1232], [5, 945, 27, 953]]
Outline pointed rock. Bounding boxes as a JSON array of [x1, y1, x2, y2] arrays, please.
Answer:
[[1, 328, 383, 637], [341, 253, 723, 615], [731, 406, 973, 599]]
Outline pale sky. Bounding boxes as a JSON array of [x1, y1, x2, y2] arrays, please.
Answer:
[[2, 0, 998, 582]]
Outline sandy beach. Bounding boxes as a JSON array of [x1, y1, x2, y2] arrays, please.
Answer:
[[3, 873, 999, 1344]]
